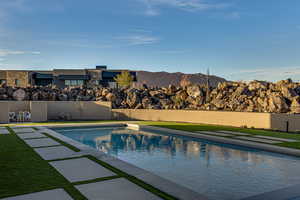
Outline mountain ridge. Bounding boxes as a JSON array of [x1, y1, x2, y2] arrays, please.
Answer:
[[135, 70, 227, 87]]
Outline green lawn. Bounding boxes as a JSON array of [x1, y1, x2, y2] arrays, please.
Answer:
[[0, 129, 86, 199], [139, 121, 300, 150], [0, 127, 177, 200]]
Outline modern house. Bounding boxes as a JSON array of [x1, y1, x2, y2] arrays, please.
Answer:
[[0, 66, 137, 88]]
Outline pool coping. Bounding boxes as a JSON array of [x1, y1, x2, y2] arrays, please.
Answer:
[[139, 125, 300, 157], [37, 123, 209, 200]]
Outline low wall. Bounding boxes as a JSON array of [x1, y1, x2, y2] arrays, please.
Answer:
[[112, 109, 300, 132], [0, 101, 112, 123], [46, 101, 112, 120]]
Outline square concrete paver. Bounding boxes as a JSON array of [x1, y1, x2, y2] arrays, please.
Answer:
[[76, 178, 162, 200], [17, 132, 47, 140], [12, 128, 36, 133], [196, 131, 231, 137], [1, 188, 73, 200], [253, 135, 298, 142], [50, 157, 116, 182], [217, 130, 251, 136], [235, 136, 282, 144], [34, 146, 78, 160], [24, 138, 60, 148], [0, 128, 9, 134]]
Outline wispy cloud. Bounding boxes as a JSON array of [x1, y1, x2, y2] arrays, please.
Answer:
[[138, 0, 231, 16], [116, 35, 160, 45], [45, 40, 113, 49], [0, 49, 41, 56], [229, 66, 300, 82]]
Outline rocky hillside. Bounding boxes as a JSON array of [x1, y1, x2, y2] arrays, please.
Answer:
[[136, 71, 227, 87], [1, 79, 300, 113]]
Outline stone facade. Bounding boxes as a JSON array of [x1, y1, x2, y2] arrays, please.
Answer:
[[2, 71, 31, 87]]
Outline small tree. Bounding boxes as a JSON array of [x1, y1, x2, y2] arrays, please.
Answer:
[[114, 71, 134, 88]]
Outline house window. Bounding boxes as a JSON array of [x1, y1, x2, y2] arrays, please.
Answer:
[[65, 80, 84, 86], [15, 79, 20, 86]]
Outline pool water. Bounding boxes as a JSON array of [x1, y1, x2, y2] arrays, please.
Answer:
[[53, 126, 300, 200]]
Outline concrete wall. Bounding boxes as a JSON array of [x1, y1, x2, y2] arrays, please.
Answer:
[[30, 102, 48, 122], [0, 101, 112, 123], [8, 101, 31, 112], [47, 101, 112, 120], [0, 102, 9, 123], [270, 114, 300, 132], [112, 109, 300, 132], [113, 109, 272, 129]]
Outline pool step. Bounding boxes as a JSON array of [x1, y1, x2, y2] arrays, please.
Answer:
[[235, 136, 282, 144], [217, 130, 251, 136], [196, 131, 232, 137], [252, 135, 298, 142]]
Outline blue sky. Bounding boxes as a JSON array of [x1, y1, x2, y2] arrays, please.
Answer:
[[0, 0, 300, 81]]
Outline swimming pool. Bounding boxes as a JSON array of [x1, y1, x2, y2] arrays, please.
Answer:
[[53, 126, 300, 200]]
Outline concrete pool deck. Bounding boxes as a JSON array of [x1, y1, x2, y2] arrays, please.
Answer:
[[2, 122, 300, 200]]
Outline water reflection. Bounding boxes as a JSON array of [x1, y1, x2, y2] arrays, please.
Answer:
[[94, 129, 271, 165], [57, 127, 300, 200]]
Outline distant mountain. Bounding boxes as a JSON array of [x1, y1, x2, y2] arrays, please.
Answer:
[[136, 71, 227, 88]]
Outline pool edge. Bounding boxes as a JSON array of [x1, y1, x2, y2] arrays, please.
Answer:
[[138, 124, 300, 157], [40, 124, 209, 200]]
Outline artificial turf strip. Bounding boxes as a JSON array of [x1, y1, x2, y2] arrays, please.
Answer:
[[0, 129, 87, 200], [139, 121, 300, 150], [73, 175, 121, 185], [42, 132, 81, 152], [86, 155, 178, 200]]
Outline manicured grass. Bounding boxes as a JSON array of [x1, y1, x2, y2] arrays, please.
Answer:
[[0, 128, 86, 199], [139, 121, 300, 149], [1, 126, 177, 200]]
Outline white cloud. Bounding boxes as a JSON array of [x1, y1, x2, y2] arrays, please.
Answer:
[[0, 49, 41, 56], [138, 0, 231, 16], [116, 35, 160, 45]]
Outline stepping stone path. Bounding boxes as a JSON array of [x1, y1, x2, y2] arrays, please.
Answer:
[[253, 135, 298, 142], [17, 132, 47, 140], [0, 188, 73, 200], [34, 146, 79, 161], [235, 136, 282, 144], [24, 138, 60, 148], [12, 128, 35, 133], [196, 131, 231, 137], [76, 178, 162, 200], [217, 130, 250, 136], [50, 157, 116, 182], [0, 127, 9, 135]]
